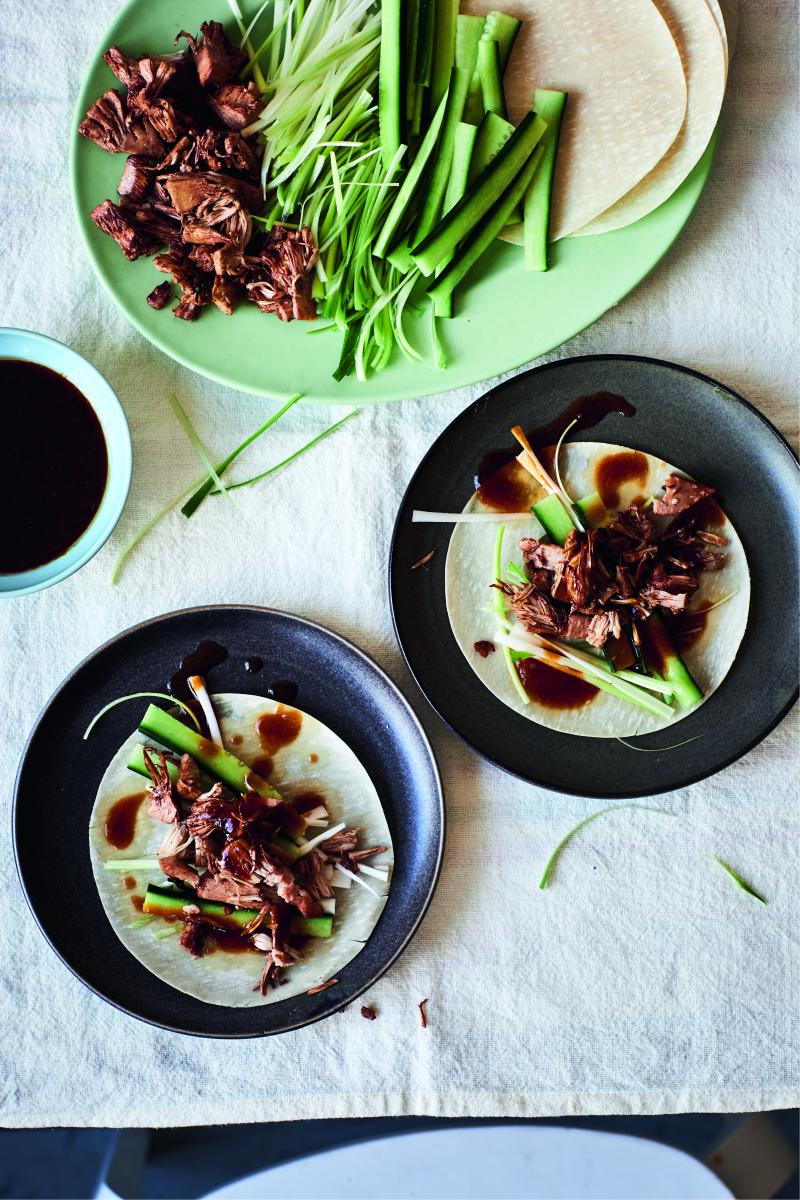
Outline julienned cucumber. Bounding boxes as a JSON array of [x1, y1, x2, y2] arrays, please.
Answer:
[[524, 89, 567, 271], [142, 885, 332, 937], [413, 110, 547, 277], [427, 141, 544, 306], [378, 0, 403, 167], [373, 89, 449, 259], [534, 492, 608, 543], [138, 705, 282, 802], [412, 64, 473, 247], [429, 0, 459, 113], [483, 10, 522, 72]]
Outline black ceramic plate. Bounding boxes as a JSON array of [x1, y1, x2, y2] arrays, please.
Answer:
[[14, 607, 443, 1037], [390, 355, 799, 798]]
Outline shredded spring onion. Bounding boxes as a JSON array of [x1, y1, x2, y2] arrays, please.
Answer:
[[103, 858, 161, 872], [713, 856, 768, 904], [335, 863, 380, 897], [538, 804, 674, 890], [492, 525, 530, 705], [168, 395, 233, 507], [412, 510, 533, 523], [616, 735, 704, 752], [84, 695, 201, 741], [295, 822, 347, 858], [187, 676, 223, 746]]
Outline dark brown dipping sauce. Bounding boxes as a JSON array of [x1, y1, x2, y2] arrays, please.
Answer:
[[257, 705, 303, 755], [230, 733, 243, 746], [104, 793, 146, 849], [595, 450, 649, 509], [130, 894, 145, 913], [168, 640, 229, 734], [474, 640, 496, 658], [244, 656, 263, 674], [250, 754, 274, 779], [693, 496, 725, 530], [123, 875, 137, 891], [2, 359, 108, 574], [516, 658, 598, 710], [309, 753, 319, 764], [267, 679, 299, 705], [475, 391, 636, 511]]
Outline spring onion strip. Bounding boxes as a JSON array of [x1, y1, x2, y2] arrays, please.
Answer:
[[168, 395, 233, 507], [209, 407, 359, 494], [225, 0, 267, 92], [539, 804, 674, 890], [690, 591, 739, 616], [713, 857, 768, 903], [358, 863, 389, 881], [110, 481, 200, 585], [187, 676, 223, 746], [553, 418, 578, 507], [493, 526, 530, 705], [129, 916, 156, 929], [335, 864, 380, 897], [430, 308, 447, 370], [182, 394, 303, 518], [413, 510, 532, 523], [617, 734, 704, 752], [84, 695, 201, 741], [104, 858, 161, 872], [295, 822, 346, 858]]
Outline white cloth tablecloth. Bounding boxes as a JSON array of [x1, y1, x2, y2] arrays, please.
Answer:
[[1, 0, 798, 1127]]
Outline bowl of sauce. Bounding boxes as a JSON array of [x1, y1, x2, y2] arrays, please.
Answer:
[[1, 328, 132, 598]]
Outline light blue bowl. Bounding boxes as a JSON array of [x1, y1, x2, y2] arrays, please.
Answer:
[[0, 328, 132, 598]]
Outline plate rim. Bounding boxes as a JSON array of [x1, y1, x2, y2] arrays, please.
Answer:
[[388, 352, 799, 798], [13, 604, 445, 1037], [68, 0, 716, 405]]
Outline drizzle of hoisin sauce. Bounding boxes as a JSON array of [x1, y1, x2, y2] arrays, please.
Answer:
[[594, 450, 649, 509], [123, 876, 137, 891], [167, 640, 229, 734], [257, 705, 303, 755], [130, 895, 145, 913], [475, 392, 635, 512], [516, 659, 598, 710], [104, 793, 146, 849]]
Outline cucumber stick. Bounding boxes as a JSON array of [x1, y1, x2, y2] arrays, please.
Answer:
[[138, 704, 282, 802], [429, 0, 459, 113], [524, 88, 567, 271], [534, 491, 607, 544], [142, 886, 332, 937], [435, 121, 478, 317], [469, 111, 514, 184], [412, 110, 547, 276], [412, 65, 472, 246], [459, 13, 486, 124], [478, 38, 505, 118], [374, 89, 449, 258], [378, 0, 403, 168], [482, 10, 521, 71], [426, 141, 544, 305]]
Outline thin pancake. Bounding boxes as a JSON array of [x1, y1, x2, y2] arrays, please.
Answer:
[[445, 442, 750, 739], [464, 0, 687, 240], [575, 0, 726, 237], [89, 694, 393, 1007]]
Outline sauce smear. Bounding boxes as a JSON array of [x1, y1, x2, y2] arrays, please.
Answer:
[[594, 450, 648, 509], [3, 360, 108, 573], [516, 659, 598, 710], [257, 705, 303, 755], [104, 793, 146, 849]]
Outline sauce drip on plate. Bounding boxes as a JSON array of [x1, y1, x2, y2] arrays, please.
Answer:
[[475, 391, 635, 511], [167, 640, 229, 733], [2, 360, 108, 573], [104, 793, 146, 849]]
